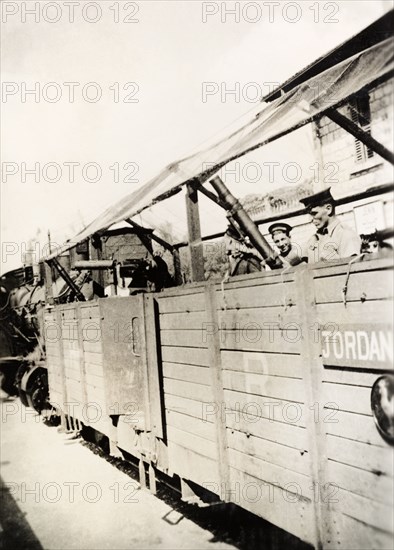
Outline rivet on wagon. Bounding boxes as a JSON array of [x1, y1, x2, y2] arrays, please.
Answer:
[[360, 292, 367, 302]]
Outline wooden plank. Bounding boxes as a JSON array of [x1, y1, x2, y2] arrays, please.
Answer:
[[82, 351, 103, 366], [221, 350, 303, 378], [330, 485, 393, 534], [226, 413, 308, 450], [59, 307, 77, 320], [142, 294, 163, 438], [325, 409, 389, 448], [161, 346, 209, 367], [167, 441, 219, 486], [322, 369, 390, 386], [82, 341, 103, 353], [227, 429, 310, 475], [75, 303, 88, 409], [324, 512, 394, 550], [79, 320, 101, 341], [223, 389, 307, 427], [219, 328, 301, 354], [164, 394, 214, 422], [54, 307, 68, 413], [326, 460, 394, 506], [166, 410, 216, 441], [160, 311, 207, 330], [84, 372, 105, 389], [222, 371, 305, 403], [84, 361, 104, 376], [220, 306, 300, 328], [295, 267, 328, 549], [312, 256, 392, 279], [160, 330, 208, 348], [217, 283, 297, 310], [314, 271, 393, 304], [85, 384, 107, 405], [157, 293, 205, 314], [167, 425, 217, 460], [64, 369, 81, 382], [163, 363, 211, 385], [65, 379, 83, 403], [316, 300, 393, 326], [322, 383, 372, 415], [228, 448, 311, 496], [228, 467, 315, 545], [163, 378, 213, 402], [80, 304, 101, 319], [217, 269, 295, 290], [205, 284, 230, 498], [326, 435, 394, 476]]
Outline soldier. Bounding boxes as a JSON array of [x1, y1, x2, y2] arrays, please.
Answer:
[[223, 223, 263, 276], [268, 222, 304, 267], [300, 188, 361, 263]]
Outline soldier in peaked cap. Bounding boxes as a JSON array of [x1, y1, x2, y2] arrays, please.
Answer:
[[224, 222, 263, 276], [300, 188, 361, 263], [268, 222, 304, 267]]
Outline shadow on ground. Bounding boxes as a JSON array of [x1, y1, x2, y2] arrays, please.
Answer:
[[0, 476, 44, 550]]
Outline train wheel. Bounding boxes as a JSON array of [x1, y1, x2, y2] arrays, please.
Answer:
[[30, 373, 49, 413], [20, 366, 50, 413], [16, 362, 30, 406]]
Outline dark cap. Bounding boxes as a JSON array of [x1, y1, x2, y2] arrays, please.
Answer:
[[299, 187, 335, 210], [225, 223, 242, 240], [268, 222, 292, 236]]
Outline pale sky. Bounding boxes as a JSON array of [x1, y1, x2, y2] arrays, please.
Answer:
[[1, 0, 391, 273]]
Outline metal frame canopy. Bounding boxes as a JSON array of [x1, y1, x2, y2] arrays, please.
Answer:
[[45, 23, 394, 262]]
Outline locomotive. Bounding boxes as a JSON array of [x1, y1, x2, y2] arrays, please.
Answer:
[[0, 225, 172, 409]]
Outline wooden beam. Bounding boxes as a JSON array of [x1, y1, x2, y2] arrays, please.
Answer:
[[326, 108, 394, 165], [125, 218, 182, 284], [185, 184, 205, 282], [125, 218, 174, 251], [189, 180, 227, 210]]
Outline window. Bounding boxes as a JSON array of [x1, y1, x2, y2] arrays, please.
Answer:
[[348, 94, 374, 163]]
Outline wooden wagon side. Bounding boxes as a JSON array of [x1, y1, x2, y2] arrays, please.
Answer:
[[44, 257, 393, 549], [311, 258, 393, 549]]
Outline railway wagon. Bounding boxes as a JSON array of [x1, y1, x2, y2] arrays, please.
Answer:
[[43, 254, 394, 550]]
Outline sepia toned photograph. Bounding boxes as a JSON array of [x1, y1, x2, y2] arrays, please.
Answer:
[[1, 1, 393, 549]]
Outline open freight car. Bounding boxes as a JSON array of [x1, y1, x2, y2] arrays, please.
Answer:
[[43, 255, 393, 550]]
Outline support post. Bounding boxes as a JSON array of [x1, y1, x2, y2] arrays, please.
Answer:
[[173, 248, 183, 286], [295, 267, 330, 550], [204, 284, 230, 497], [44, 262, 54, 305], [185, 184, 205, 282]]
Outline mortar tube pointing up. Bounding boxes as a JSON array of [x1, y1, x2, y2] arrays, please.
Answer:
[[209, 176, 282, 269]]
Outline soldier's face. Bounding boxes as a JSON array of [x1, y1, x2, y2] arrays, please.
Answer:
[[309, 204, 332, 229], [273, 232, 291, 254]]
